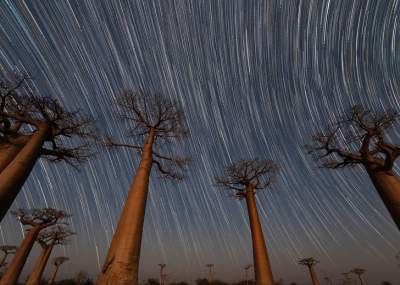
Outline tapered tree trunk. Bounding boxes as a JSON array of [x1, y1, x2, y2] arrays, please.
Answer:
[[0, 144, 20, 174], [245, 186, 274, 285], [0, 226, 42, 285], [357, 275, 365, 285], [97, 130, 155, 285], [0, 126, 48, 222], [0, 136, 29, 174], [367, 170, 400, 230], [47, 265, 60, 285], [26, 244, 54, 285], [307, 266, 319, 285]]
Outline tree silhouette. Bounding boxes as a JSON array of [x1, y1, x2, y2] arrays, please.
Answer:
[[0, 75, 95, 221], [307, 105, 400, 229], [0, 245, 17, 268], [298, 258, 319, 285], [48, 256, 69, 285], [158, 264, 167, 285], [0, 208, 69, 285], [351, 268, 366, 285], [0, 75, 30, 173], [216, 159, 278, 285], [26, 225, 74, 285], [97, 91, 189, 285]]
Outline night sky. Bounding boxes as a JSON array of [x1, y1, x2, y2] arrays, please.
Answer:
[[1, 0, 400, 284]]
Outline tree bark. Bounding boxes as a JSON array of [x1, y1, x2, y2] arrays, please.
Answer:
[[97, 130, 155, 285], [0, 126, 49, 222], [367, 170, 400, 230], [26, 244, 54, 285], [307, 266, 319, 285], [48, 265, 60, 285], [245, 186, 274, 285], [0, 225, 42, 285], [0, 136, 30, 174]]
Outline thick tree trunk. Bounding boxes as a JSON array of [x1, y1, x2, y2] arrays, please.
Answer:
[[97, 130, 155, 285], [245, 187, 274, 285], [307, 266, 319, 285], [0, 226, 41, 285], [0, 136, 29, 174], [0, 126, 48, 222], [26, 244, 54, 285], [367, 170, 400, 230], [0, 145, 20, 174], [47, 265, 59, 285]]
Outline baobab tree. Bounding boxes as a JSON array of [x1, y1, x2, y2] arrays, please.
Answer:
[[26, 225, 74, 285], [158, 264, 166, 285], [47, 256, 69, 285], [351, 268, 366, 285], [307, 105, 400, 229], [0, 75, 30, 173], [298, 258, 319, 285], [97, 92, 189, 285], [0, 208, 69, 285], [215, 159, 278, 285], [205, 264, 214, 282], [0, 245, 17, 268], [244, 264, 253, 285], [0, 76, 94, 221]]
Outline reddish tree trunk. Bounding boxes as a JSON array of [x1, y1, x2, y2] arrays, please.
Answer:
[[367, 170, 400, 230], [48, 265, 60, 285], [97, 130, 155, 285], [307, 266, 319, 285], [0, 226, 42, 285], [0, 126, 49, 222], [245, 187, 274, 285], [26, 244, 54, 285], [0, 136, 29, 174]]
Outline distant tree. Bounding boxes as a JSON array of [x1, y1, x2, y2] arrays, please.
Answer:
[[26, 226, 74, 285], [298, 258, 319, 285], [351, 268, 365, 285], [0, 75, 95, 221], [75, 271, 89, 285], [0, 208, 69, 285], [196, 278, 209, 285], [0, 245, 17, 268], [307, 105, 400, 229], [168, 282, 189, 285], [216, 159, 278, 285], [147, 279, 160, 285], [48, 256, 69, 285], [97, 92, 189, 285]]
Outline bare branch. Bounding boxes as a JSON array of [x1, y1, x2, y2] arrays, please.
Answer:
[[306, 105, 400, 171], [115, 91, 188, 141], [298, 257, 319, 267], [215, 159, 278, 198], [37, 225, 74, 247], [12, 208, 70, 229]]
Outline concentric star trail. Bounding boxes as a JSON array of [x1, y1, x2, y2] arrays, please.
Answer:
[[0, 0, 399, 283]]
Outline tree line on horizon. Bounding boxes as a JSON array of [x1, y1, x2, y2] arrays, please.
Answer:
[[0, 73, 399, 285]]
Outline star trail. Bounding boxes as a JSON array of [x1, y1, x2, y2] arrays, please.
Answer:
[[0, 0, 399, 284]]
